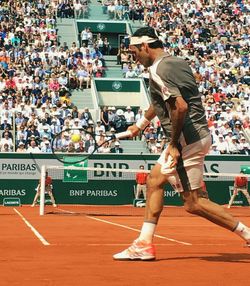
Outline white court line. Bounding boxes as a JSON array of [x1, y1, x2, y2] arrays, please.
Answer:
[[55, 207, 191, 245], [14, 208, 50, 246], [56, 207, 76, 214], [87, 216, 192, 246], [87, 243, 225, 246]]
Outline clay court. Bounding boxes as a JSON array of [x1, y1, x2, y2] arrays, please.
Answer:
[[1, 205, 249, 286]]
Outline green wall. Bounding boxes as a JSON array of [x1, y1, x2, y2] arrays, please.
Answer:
[[0, 154, 249, 206]]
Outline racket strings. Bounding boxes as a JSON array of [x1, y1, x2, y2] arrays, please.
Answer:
[[51, 128, 117, 164]]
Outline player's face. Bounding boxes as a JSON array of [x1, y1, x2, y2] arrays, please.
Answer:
[[129, 45, 152, 68]]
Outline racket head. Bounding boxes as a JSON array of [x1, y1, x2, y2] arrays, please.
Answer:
[[51, 127, 114, 164]]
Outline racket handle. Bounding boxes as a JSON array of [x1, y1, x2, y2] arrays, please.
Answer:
[[115, 130, 132, 139]]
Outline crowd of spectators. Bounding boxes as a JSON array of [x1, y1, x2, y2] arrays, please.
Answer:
[[105, 0, 250, 154], [0, 0, 249, 155], [0, 0, 110, 153]]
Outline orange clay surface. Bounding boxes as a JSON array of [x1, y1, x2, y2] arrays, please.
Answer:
[[0, 205, 250, 286]]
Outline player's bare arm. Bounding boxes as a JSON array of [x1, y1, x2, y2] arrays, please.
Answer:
[[166, 96, 188, 167]]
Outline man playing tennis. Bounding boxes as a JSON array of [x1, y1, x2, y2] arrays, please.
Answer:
[[113, 27, 250, 261]]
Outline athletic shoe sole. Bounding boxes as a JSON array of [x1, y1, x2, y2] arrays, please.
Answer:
[[113, 256, 155, 261]]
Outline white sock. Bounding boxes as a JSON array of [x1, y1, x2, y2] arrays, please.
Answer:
[[233, 222, 250, 241], [138, 222, 156, 243]]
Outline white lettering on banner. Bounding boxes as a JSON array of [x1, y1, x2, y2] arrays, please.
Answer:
[[0, 189, 26, 196], [69, 190, 118, 197], [164, 190, 180, 197]]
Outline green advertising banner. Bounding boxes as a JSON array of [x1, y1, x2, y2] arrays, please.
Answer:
[[77, 21, 127, 34], [63, 157, 88, 183], [0, 154, 249, 206], [95, 79, 141, 92]]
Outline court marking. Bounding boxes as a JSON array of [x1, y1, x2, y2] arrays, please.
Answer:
[[55, 207, 191, 245], [14, 208, 50, 246], [87, 216, 192, 246], [87, 243, 225, 246]]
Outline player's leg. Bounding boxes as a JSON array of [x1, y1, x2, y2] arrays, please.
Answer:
[[141, 163, 166, 224], [228, 188, 238, 208], [179, 135, 250, 245], [113, 163, 168, 260], [180, 177, 250, 244], [181, 188, 238, 230]]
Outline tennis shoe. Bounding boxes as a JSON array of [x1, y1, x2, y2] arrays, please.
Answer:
[[53, 204, 57, 207], [113, 239, 156, 261]]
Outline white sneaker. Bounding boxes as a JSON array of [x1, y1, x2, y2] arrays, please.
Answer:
[[113, 239, 156, 261], [53, 204, 57, 207], [31, 204, 35, 207]]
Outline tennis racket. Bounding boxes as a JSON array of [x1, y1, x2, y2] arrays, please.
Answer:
[[51, 128, 132, 164]]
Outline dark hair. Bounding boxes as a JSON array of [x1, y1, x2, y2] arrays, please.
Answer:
[[132, 27, 163, 49]]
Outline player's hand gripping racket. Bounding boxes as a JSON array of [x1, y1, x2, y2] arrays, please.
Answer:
[[51, 128, 132, 164]]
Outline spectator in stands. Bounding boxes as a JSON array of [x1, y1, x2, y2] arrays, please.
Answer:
[[85, 134, 95, 153], [110, 141, 123, 153], [209, 143, 221, 155], [98, 141, 111, 153], [75, 140, 85, 153], [151, 143, 162, 154], [0, 132, 13, 151], [113, 109, 127, 133], [100, 106, 110, 131], [95, 119, 105, 134], [240, 144, 250, 156], [26, 140, 41, 153], [1, 118, 11, 130], [77, 64, 91, 89], [103, 37, 111, 55], [228, 136, 240, 154], [81, 107, 92, 125], [124, 106, 135, 129], [1, 142, 11, 152], [145, 126, 157, 141], [16, 142, 27, 153], [41, 140, 52, 153], [125, 65, 137, 78], [216, 134, 229, 154]]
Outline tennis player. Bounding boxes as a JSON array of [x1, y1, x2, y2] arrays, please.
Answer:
[[113, 27, 250, 261], [228, 171, 250, 208]]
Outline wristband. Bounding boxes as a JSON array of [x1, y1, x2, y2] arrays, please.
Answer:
[[136, 116, 150, 130]]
